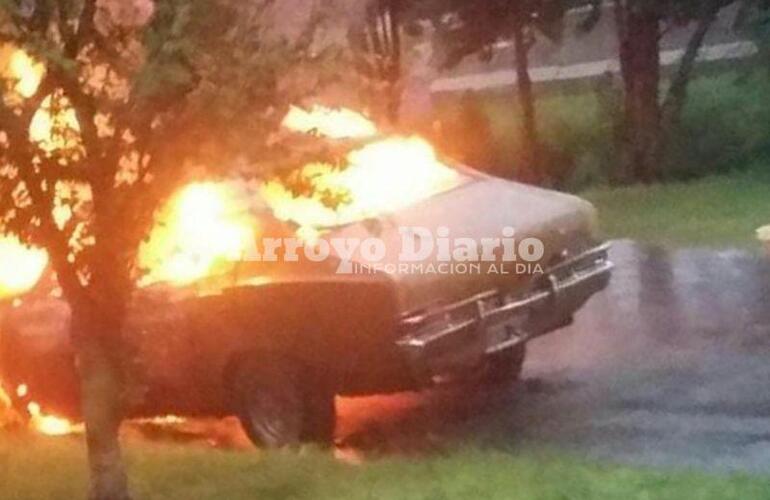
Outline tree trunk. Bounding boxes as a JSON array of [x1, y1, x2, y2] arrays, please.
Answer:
[[662, 2, 721, 130], [384, 0, 402, 126], [616, 2, 662, 183], [512, 16, 539, 183], [359, 0, 402, 127], [71, 301, 131, 500]]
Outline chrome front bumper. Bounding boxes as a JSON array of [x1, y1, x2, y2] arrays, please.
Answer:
[[396, 243, 614, 367]]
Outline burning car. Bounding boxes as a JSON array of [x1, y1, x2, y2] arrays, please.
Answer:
[[0, 106, 612, 447]]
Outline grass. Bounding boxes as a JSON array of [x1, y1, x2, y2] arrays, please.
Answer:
[[1, 434, 769, 500], [583, 167, 770, 249], [435, 69, 770, 189]]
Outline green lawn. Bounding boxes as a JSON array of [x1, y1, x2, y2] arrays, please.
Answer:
[[1, 434, 769, 500], [436, 70, 770, 189], [583, 168, 770, 249]]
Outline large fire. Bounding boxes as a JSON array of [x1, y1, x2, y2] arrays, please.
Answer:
[[263, 106, 462, 235], [30, 94, 82, 153], [139, 182, 255, 286], [0, 236, 49, 299], [26, 400, 83, 436], [0, 383, 10, 411], [0, 49, 71, 300], [281, 104, 379, 139], [0, 47, 463, 436], [0, 382, 81, 436], [1, 46, 45, 99]]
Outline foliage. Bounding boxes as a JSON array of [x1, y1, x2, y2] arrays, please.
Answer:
[[408, 0, 567, 181], [435, 69, 770, 189], [347, 0, 403, 124], [585, 166, 770, 248], [412, 0, 565, 69], [576, 0, 743, 183], [0, 1, 343, 497], [1, 435, 770, 500], [0, 0, 347, 302], [735, 0, 770, 71]]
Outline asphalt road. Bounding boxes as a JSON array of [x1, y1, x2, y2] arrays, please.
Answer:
[[336, 241, 770, 473]]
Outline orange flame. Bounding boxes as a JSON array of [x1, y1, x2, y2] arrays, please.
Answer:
[[263, 106, 463, 237], [1, 60, 464, 436], [0, 48, 73, 299], [0, 181, 260, 291], [26, 401, 82, 436], [281, 105, 378, 139], [11, 383, 82, 436], [2, 52, 460, 286], [0, 49, 254, 434], [0, 384, 10, 410], [0, 105, 464, 291], [29, 94, 82, 153], [2, 46, 45, 98], [139, 183, 255, 286], [16, 383, 28, 398], [0, 384, 13, 430], [1, 382, 81, 436], [0, 236, 49, 299], [1, 48, 77, 154]]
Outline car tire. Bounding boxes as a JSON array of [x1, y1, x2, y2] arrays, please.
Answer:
[[233, 356, 304, 448], [300, 381, 336, 446], [233, 356, 337, 449], [483, 344, 526, 385]]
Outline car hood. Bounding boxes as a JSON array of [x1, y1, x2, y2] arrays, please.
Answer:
[[324, 174, 600, 313]]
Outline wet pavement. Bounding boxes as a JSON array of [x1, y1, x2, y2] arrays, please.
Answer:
[[336, 240, 770, 473]]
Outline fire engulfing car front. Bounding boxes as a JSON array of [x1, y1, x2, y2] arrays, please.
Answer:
[[0, 107, 612, 447]]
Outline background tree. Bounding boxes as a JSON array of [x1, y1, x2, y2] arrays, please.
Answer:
[[0, 0, 331, 498], [412, 0, 565, 182], [349, 0, 404, 126], [582, 0, 738, 182], [734, 0, 770, 71]]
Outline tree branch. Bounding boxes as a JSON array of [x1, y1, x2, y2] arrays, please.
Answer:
[[64, 0, 97, 58], [662, 0, 726, 126]]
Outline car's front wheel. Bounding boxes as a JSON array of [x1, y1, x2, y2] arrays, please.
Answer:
[[232, 355, 336, 448]]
